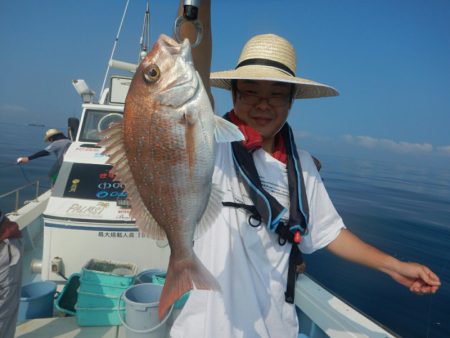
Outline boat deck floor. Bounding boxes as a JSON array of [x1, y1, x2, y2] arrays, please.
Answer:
[[16, 317, 130, 338]]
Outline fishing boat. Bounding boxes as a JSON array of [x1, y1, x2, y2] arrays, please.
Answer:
[[6, 1, 397, 337]]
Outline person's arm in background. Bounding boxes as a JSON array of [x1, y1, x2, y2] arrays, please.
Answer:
[[17, 150, 50, 164], [327, 229, 441, 295], [177, 0, 213, 106]]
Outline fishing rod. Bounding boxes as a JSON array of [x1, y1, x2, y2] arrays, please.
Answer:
[[0, 161, 35, 182], [174, 0, 203, 48], [139, 1, 151, 61], [425, 263, 447, 338]]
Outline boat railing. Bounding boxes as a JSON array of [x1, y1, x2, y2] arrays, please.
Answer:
[[0, 180, 42, 215]]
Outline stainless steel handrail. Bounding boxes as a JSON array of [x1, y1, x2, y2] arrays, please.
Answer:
[[0, 180, 41, 214]]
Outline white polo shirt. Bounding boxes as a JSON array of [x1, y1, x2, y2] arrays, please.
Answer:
[[171, 143, 345, 338]]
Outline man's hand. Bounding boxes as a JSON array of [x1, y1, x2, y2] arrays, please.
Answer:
[[388, 261, 441, 295], [17, 157, 29, 164]]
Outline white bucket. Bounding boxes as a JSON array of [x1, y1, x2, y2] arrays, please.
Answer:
[[119, 283, 173, 338]]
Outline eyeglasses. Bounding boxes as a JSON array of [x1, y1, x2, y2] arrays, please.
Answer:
[[236, 89, 291, 107]]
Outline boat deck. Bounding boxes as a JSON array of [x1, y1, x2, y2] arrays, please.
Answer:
[[16, 310, 179, 338], [15, 275, 396, 338], [16, 317, 123, 338]]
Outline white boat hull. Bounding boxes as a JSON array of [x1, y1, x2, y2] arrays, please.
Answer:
[[41, 217, 170, 281]]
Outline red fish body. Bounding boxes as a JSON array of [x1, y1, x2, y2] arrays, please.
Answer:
[[100, 34, 243, 319]]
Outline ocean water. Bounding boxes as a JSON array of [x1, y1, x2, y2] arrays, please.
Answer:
[[0, 122, 449, 337], [0, 122, 54, 212], [304, 153, 450, 338]]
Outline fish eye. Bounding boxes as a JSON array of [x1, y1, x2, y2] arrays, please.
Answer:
[[143, 65, 161, 83]]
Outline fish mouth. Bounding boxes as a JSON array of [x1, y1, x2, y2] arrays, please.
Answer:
[[154, 35, 199, 108], [158, 34, 193, 65]]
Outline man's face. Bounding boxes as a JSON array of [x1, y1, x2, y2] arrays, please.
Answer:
[[233, 80, 292, 148]]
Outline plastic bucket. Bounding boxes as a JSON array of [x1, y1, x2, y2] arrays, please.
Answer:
[[135, 269, 165, 284], [119, 283, 173, 338], [18, 281, 57, 322]]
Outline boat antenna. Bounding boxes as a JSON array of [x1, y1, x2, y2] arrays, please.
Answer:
[[100, 0, 131, 98], [139, 2, 151, 61]]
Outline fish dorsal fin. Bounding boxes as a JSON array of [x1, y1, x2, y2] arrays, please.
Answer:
[[193, 183, 223, 240], [214, 115, 245, 143], [99, 123, 166, 240]]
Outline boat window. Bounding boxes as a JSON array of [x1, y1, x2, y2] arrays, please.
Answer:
[[56, 163, 127, 201], [79, 110, 123, 142]]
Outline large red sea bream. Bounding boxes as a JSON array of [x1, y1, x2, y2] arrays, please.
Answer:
[[99, 34, 243, 319]]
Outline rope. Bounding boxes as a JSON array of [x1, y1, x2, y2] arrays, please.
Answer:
[[19, 165, 32, 183]]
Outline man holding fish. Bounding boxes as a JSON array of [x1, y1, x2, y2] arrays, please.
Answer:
[[165, 1, 441, 337], [101, 0, 440, 337]]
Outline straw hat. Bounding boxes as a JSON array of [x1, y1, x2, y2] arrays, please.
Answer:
[[44, 128, 63, 142], [210, 34, 339, 99]]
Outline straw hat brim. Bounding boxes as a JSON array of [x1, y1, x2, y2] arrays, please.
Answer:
[[210, 65, 339, 99]]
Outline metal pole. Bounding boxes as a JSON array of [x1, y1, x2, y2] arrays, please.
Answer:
[[35, 180, 40, 200], [100, 0, 131, 97], [14, 190, 19, 214]]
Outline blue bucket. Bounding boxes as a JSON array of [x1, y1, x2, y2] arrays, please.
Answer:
[[135, 269, 165, 284], [18, 281, 57, 322], [119, 283, 173, 338]]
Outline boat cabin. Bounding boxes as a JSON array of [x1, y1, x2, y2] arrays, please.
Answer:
[[41, 75, 170, 282]]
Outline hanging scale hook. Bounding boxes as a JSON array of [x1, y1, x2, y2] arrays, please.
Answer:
[[174, 0, 203, 48]]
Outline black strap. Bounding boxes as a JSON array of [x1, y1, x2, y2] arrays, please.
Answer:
[[236, 58, 296, 77], [222, 202, 262, 227], [230, 142, 286, 228], [275, 222, 304, 303], [285, 244, 303, 303], [222, 201, 303, 303], [223, 113, 309, 304]]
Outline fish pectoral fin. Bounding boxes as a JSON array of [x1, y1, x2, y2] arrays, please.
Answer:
[[214, 116, 245, 143], [194, 183, 223, 240], [98, 120, 166, 240], [131, 203, 167, 240]]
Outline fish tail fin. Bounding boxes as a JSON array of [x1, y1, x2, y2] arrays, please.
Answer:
[[214, 115, 245, 143], [158, 254, 220, 320]]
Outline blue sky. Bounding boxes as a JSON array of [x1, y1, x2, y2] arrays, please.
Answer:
[[1, 0, 449, 161]]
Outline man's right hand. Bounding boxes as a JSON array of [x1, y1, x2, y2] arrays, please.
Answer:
[[17, 157, 29, 164]]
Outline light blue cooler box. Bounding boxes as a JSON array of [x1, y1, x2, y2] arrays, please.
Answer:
[[76, 259, 137, 326], [81, 259, 137, 287], [75, 306, 125, 326]]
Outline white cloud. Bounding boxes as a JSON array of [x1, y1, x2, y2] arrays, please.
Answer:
[[437, 145, 450, 155], [343, 134, 433, 154]]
